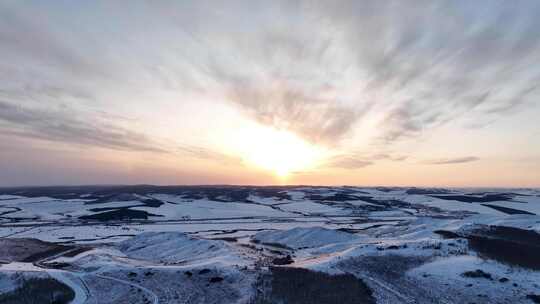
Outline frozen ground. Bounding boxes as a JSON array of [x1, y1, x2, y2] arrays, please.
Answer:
[[0, 185, 539, 303]]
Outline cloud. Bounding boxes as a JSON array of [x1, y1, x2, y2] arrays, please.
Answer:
[[219, 79, 365, 146], [373, 154, 408, 162], [425, 156, 480, 165], [329, 1, 540, 143], [325, 152, 407, 169], [326, 156, 373, 170], [0, 101, 164, 153], [1, 0, 540, 151], [201, 29, 368, 146], [177, 145, 242, 166], [378, 105, 424, 142], [190, 1, 540, 146], [0, 5, 95, 77]]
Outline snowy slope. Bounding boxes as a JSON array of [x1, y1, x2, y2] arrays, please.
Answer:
[[119, 232, 248, 267]]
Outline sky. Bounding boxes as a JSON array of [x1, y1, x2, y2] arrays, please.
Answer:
[[1, 0, 539, 187]]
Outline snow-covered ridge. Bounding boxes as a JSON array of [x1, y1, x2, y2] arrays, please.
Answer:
[[119, 232, 248, 267], [1, 186, 539, 303], [253, 227, 359, 249]]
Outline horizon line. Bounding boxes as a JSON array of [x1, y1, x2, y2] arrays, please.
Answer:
[[0, 183, 538, 190]]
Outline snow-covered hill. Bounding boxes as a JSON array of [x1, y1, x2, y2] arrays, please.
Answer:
[[0, 186, 539, 303]]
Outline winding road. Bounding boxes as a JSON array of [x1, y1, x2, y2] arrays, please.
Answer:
[[94, 274, 159, 304], [34, 248, 159, 304]]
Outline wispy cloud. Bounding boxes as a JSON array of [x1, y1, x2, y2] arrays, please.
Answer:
[[1, 0, 540, 153], [192, 1, 540, 146], [325, 152, 407, 169], [177, 145, 242, 166], [201, 29, 368, 146], [326, 157, 373, 170], [425, 156, 480, 165], [0, 101, 164, 153]]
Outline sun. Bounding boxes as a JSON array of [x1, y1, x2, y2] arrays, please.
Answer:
[[233, 126, 324, 179]]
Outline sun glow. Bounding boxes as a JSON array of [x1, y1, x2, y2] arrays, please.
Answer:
[[233, 126, 325, 179]]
